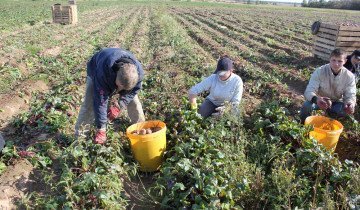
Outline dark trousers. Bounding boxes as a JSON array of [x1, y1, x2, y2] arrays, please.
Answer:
[[300, 101, 347, 123], [198, 99, 218, 118]]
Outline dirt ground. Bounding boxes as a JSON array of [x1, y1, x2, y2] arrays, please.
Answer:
[[0, 80, 49, 126], [124, 173, 160, 210], [0, 159, 34, 209]]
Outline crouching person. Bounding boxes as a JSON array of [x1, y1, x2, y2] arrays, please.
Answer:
[[300, 48, 356, 124], [344, 49, 360, 83], [75, 48, 145, 144], [188, 56, 243, 118]]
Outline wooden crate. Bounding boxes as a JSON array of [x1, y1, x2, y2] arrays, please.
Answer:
[[68, 0, 76, 5], [51, 4, 78, 24], [313, 22, 360, 61]]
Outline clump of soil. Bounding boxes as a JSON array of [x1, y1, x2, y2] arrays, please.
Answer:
[[131, 127, 162, 135]]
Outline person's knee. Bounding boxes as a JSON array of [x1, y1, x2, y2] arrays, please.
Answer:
[[300, 101, 314, 123], [198, 100, 216, 118], [127, 96, 145, 123], [329, 102, 346, 118], [301, 101, 313, 111], [198, 108, 211, 118]]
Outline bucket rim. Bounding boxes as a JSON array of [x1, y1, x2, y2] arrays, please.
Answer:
[[126, 120, 166, 138], [304, 115, 344, 133]]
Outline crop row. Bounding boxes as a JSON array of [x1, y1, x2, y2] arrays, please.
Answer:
[[172, 10, 305, 109], [0, 6, 151, 208], [0, 1, 139, 34], [0, 7, 137, 94], [124, 8, 151, 63], [193, 9, 311, 57], [173, 8, 321, 84], [0, 3, 359, 209], [138, 8, 360, 209]]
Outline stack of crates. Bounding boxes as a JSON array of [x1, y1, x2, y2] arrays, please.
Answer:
[[313, 22, 360, 60], [51, 3, 78, 24]]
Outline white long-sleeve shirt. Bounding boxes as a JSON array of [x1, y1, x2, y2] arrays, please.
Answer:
[[304, 64, 356, 105], [189, 73, 243, 106]]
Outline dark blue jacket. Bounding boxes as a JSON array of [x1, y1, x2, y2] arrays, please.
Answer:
[[87, 48, 144, 129]]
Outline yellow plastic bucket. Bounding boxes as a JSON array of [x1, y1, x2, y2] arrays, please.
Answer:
[[304, 116, 343, 151], [126, 120, 166, 172]]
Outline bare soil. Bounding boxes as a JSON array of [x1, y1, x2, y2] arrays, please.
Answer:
[[0, 159, 34, 209], [124, 174, 160, 210], [40, 46, 62, 57], [336, 136, 360, 163], [0, 80, 49, 127]]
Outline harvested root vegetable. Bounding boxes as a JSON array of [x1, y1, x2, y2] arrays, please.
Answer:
[[131, 130, 139, 135], [139, 129, 147, 135], [151, 127, 162, 132], [146, 128, 152, 134], [130, 126, 162, 135]]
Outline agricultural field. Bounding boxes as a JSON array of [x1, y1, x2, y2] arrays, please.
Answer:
[[0, 0, 359, 209]]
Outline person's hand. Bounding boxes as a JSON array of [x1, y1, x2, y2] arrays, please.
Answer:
[[215, 106, 225, 114], [94, 129, 106, 144], [317, 97, 331, 110], [344, 103, 355, 115], [323, 97, 332, 107], [190, 102, 198, 110], [212, 106, 225, 117], [108, 106, 121, 121]]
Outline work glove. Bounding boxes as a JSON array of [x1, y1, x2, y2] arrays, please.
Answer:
[[18, 150, 35, 158], [190, 102, 198, 110], [317, 97, 331, 110], [215, 106, 225, 113], [94, 129, 106, 144], [344, 103, 355, 115], [108, 106, 121, 121], [212, 106, 225, 117]]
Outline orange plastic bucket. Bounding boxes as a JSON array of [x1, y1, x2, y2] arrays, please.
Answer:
[[126, 120, 166, 172], [304, 116, 343, 152]]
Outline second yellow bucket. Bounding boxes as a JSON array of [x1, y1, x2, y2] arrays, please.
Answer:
[[304, 116, 343, 151], [126, 120, 166, 172]]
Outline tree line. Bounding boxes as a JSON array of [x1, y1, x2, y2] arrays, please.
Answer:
[[302, 0, 360, 10]]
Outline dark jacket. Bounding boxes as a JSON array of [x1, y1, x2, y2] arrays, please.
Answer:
[[344, 55, 360, 84], [87, 48, 144, 129], [344, 55, 354, 72]]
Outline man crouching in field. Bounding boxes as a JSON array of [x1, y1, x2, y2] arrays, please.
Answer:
[[75, 48, 145, 144], [300, 48, 356, 124]]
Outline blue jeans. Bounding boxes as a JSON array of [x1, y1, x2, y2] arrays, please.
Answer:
[[75, 77, 145, 137], [198, 99, 218, 118], [300, 101, 347, 123]]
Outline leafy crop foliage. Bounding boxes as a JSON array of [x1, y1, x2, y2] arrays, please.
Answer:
[[153, 106, 248, 209], [55, 133, 130, 208], [152, 101, 359, 209], [0, 2, 359, 209], [5, 80, 134, 208], [9, 61, 355, 209]]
